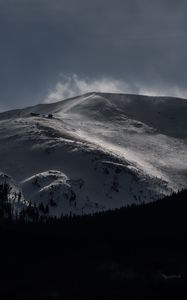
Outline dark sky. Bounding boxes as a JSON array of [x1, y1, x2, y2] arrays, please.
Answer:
[[0, 0, 187, 110]]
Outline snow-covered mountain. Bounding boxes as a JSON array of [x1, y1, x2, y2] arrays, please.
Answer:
[[0, 92, 187, 217]]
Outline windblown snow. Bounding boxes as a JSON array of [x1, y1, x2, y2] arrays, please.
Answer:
[[0, 92, 187, 217]]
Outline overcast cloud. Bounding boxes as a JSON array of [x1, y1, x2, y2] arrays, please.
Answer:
[[0, 0, 187, 110]]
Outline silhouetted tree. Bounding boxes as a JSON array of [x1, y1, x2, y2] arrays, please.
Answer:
[[0, 182, 12, 219]]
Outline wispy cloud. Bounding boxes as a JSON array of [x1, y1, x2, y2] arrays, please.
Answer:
[[44, 74, 187, 103], [44, 74, 135, 103]]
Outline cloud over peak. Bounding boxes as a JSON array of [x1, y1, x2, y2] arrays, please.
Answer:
[[45, 74, 187, 103], [44, 74, 135, 103]]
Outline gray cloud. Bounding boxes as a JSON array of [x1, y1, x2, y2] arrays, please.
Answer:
[[0, 0, 187, 110]]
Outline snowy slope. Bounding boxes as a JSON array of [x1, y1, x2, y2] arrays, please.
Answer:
[[0, 92, 186, 217]]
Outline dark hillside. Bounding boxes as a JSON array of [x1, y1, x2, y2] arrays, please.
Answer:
[[1, 190, 187, 299]]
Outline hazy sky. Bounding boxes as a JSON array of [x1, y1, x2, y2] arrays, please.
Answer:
[[0, 0, 187, 110]]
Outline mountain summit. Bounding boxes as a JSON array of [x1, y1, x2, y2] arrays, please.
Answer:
[[0, 92, 187, 217]]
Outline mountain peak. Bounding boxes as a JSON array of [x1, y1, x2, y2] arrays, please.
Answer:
[[0, 92, 187, 217]]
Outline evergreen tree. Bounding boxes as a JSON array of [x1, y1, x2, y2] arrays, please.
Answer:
[[0, 182, 12, 219]]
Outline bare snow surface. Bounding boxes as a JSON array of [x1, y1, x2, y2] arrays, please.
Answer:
[[0, 92, 187, 217]]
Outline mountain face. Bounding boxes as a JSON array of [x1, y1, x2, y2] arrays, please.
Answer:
[[0, 92, 187, 217]]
